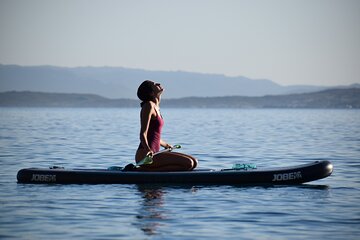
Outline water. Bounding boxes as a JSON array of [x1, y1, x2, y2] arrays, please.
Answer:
[[1, 108, 359, 239]]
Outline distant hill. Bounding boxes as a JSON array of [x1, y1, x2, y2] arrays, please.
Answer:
[[0, 64, 339, 99], [0, 91, 137, 108], [163, 88, 360, 108], [1, 88, 359, 108]]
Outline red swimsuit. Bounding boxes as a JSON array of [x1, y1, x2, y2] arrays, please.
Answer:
[[139, 112, 164, 153]]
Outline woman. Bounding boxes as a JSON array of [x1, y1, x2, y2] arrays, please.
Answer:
[[135, 80, 197, 171]]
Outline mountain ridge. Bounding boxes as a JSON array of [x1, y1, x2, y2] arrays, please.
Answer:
[[0, 64, 344, 99]]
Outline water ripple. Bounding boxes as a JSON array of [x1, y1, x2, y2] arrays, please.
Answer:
[[1, 108, 359, 239]]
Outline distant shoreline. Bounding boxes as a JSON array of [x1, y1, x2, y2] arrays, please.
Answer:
[[1, 88, 359, 109]]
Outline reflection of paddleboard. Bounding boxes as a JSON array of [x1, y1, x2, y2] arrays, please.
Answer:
[[17, 161, 333, 185]]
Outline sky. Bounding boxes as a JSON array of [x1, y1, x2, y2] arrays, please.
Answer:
[[0, 0, 359, 86]]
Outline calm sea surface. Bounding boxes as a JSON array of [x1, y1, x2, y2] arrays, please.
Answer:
[[0, 108, 359, 239]]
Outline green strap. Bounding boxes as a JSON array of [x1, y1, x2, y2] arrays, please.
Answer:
[[232, 163, 257, 170]]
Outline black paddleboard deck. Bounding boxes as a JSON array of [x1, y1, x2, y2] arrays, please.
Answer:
[[17, 161, 333, 185]]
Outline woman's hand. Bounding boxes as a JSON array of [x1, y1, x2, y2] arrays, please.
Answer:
[[146, 150, 154, 157], [165, 143, 173, 150], [160, 139, 172, 150]]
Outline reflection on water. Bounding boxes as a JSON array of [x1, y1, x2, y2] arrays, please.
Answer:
[[134, 185, 200, 236], [135, 185, 166, 235]]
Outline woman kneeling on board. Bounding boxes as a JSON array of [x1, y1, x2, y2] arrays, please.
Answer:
[[134, 80, 197, 171]]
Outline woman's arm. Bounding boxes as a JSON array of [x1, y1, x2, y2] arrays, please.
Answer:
[[139, 102, 154, 153]]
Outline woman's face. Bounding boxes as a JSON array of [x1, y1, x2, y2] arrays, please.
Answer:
[[151, 82, 164, 96]]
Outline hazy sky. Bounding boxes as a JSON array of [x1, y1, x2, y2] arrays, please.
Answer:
[[0, 0, 359, 86]]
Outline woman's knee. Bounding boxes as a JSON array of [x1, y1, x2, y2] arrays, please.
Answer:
[[191, 158, 198, 169], [185, 157, 195, 170], [172, 152, 197, 169], [160, 153, 193, 169], [179, 153, 197, 169]]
